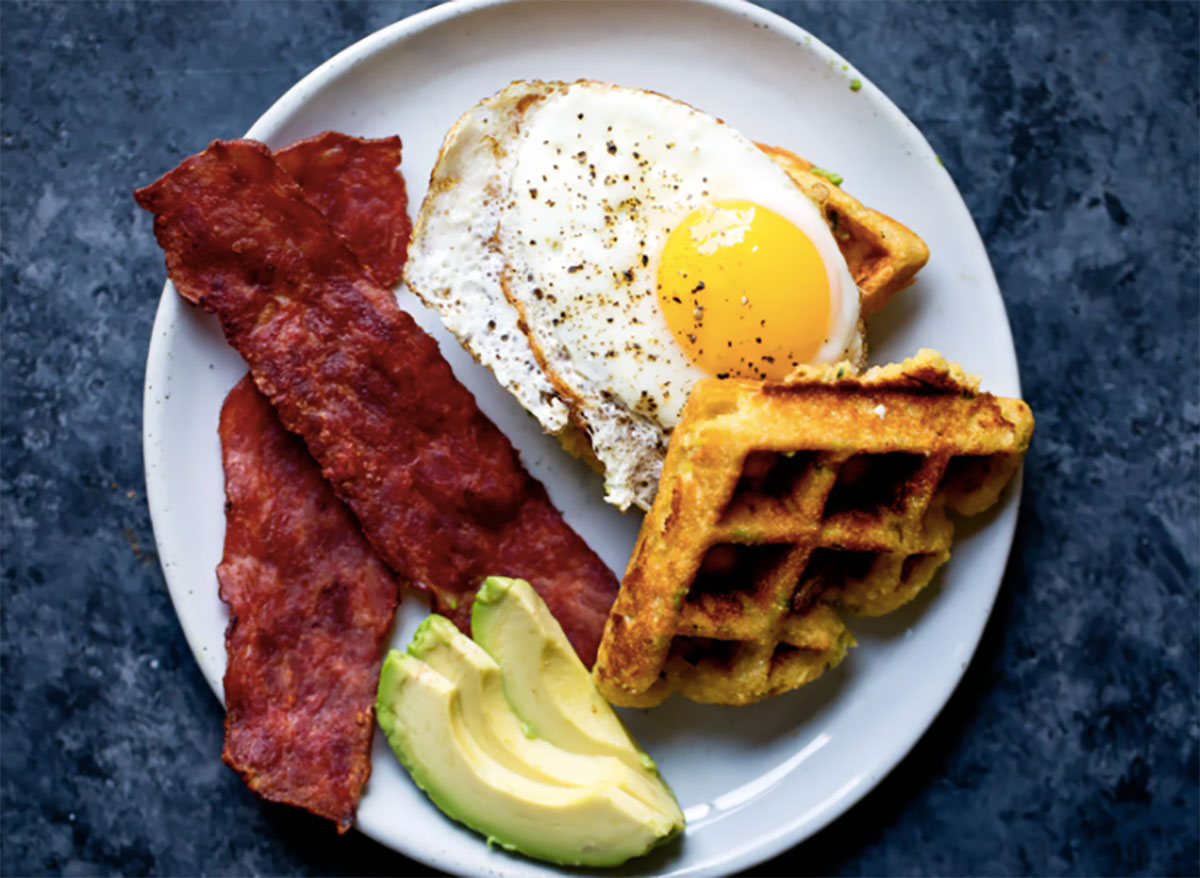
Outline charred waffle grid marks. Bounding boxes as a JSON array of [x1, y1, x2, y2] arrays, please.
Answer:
[[701, 449, 945, 588], [794, 548, 875, 612], [594, 360, 1034, 706], [674, 449, 1008, 674], [824, 452, 926, 516], [940, 453, 999, 498], [688, 544, 789, 600]]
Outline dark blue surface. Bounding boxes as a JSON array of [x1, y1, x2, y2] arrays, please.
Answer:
[[2, 1, 1197, 875]]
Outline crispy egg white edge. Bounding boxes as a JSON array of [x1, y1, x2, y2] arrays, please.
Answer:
[[406, 80, 665, 512], [404, 82, 571, 438]]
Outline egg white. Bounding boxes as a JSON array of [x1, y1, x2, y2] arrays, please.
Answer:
[[405, 80, 862, 511]]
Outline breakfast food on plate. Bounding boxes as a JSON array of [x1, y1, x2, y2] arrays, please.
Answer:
[[404, 79, 929, 512], [210, 133, 411, 830], [470, 575, 657, 766], [756, 144, 929, 316], [218, 376, 398, 831], [377, 577, 683, 866], [138, 73, 1020, 867], [135, 139, 619, 667], [273, 131, 412, 288], [593, 350, 1034, 707]]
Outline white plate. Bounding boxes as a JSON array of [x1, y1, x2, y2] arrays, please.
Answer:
[[142, 1, 1022, 874]]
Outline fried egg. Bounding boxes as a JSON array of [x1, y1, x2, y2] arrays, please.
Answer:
[[405, 80, 863, 511]]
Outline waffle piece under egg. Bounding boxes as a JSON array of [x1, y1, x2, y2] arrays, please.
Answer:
[[757, 144, 930, 317], [552, 145, 931, 509], [593, 350, 1034, 707]]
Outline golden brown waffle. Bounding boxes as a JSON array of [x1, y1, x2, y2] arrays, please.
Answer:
[[593, 350, 1033, 707], [759, 144, 930, 316], [552, 146, 931, 496]]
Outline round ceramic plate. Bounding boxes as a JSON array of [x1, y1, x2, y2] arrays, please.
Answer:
[[143, 1, 1022, 874]]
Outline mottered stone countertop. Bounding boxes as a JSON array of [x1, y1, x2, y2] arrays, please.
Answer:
[[2, 2, 1196, 875]]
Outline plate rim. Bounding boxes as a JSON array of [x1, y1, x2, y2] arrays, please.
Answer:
[[141, 0, 1024, 874]]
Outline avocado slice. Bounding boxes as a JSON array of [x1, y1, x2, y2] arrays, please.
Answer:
[[471, 577, 663, 773], [407, 614, 681, 817], [376, 650, 679, 867]]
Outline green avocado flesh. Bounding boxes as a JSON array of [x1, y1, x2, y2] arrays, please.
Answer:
[[471, 577, 653, 767], [407, 615, 678, 815], [376, 579, 683, 867]]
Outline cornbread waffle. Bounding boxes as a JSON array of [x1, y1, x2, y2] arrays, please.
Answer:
[[758, 144, 931, 316], [553, 146, 931, 499], [594, 350, 1033, 707]]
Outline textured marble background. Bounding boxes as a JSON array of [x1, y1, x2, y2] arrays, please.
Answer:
[[2, 1, 1197, 875]]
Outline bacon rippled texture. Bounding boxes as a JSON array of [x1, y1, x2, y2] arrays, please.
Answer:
[[135, 138, 619, 666], [274, 132, 411, 288], [218, 375, 398, 832]]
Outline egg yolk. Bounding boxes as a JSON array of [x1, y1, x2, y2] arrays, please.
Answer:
[[657, 199, 832, 381]]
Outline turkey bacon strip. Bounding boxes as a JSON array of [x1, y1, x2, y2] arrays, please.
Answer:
[[135, 138, 618, 666], [211, 132, 411, 832], [217, 375, 397, 832]]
